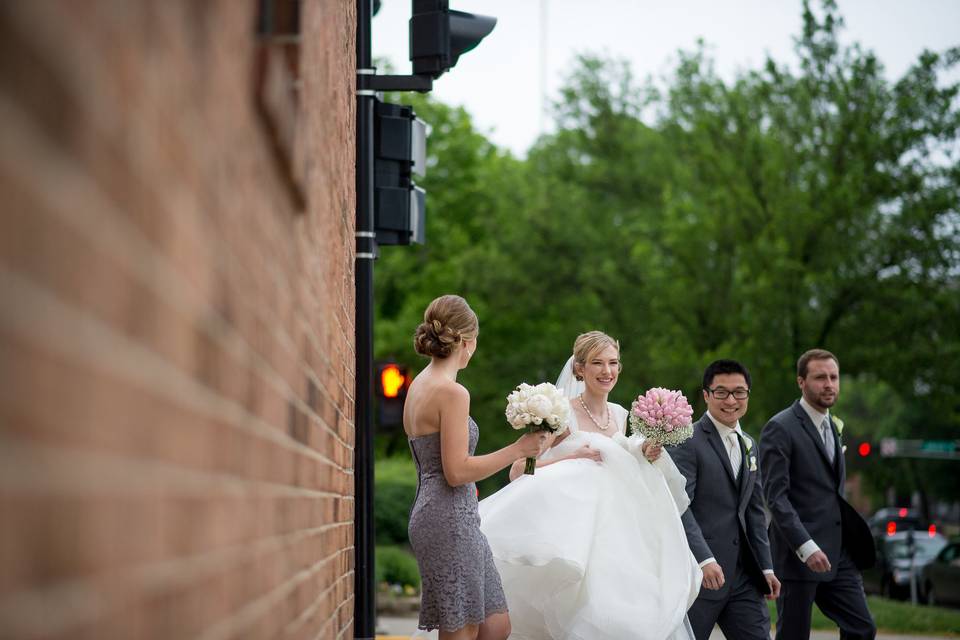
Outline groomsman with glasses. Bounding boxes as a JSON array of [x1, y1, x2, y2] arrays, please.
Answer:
[[759, 349, 876, 640], [671, 359, 780, 640]]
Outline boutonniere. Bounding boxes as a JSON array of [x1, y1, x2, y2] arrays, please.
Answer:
[[749, 455, 757, 472], [740, 433, 753, 453], [842, 445, 848, 454], [832, 416, 844, 436]]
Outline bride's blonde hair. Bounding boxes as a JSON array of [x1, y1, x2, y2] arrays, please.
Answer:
[[571, 331, 621, 381]]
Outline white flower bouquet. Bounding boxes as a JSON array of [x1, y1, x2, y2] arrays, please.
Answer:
[[505, 382, 571, 474]]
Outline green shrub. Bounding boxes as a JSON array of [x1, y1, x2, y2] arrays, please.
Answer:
[[376, 545, 421, 590], [375, 457, 418, 545], [767, 595, 960, 634]]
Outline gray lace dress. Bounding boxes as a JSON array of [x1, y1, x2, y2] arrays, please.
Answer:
[[408, 418, 508, 632]]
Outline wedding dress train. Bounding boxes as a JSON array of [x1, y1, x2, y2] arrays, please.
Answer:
[[477, 403, 701, 640]]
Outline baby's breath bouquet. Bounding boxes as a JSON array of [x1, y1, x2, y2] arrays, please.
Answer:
[[505, 382, 571, 474], [629, 387, 694, 446]]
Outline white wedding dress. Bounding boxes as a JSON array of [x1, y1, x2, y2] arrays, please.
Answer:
[[477, 403, 701, 640]]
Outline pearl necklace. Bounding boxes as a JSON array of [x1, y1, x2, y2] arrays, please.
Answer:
[[578, 394, 610, 431]]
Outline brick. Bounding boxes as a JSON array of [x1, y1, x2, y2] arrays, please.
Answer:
[[0, 0, 357, 637]]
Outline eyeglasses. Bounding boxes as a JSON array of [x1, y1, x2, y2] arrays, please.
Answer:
[[708, 387, 750, 400]]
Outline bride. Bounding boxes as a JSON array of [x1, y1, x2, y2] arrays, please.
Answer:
[[477, 331, 701, 640]]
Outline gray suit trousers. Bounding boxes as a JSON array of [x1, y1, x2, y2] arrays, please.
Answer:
[[688, 563, 771, 640], [775, 550, 876, 640]]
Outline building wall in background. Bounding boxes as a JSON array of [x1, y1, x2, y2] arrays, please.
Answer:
[[0, 1, 357, 637]]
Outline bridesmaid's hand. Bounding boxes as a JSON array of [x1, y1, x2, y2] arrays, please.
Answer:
[[641, 440, 662, 462], [516, 431, 546, 458], [568, 444, 602, 463]]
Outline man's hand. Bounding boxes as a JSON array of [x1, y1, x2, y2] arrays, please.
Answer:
[[764, 573, 781, 600], [805, 550, 831, 573], [701, 561, 725, 590]]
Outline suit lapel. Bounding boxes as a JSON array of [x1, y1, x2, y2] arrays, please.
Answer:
[[701, 415, 738, 487]]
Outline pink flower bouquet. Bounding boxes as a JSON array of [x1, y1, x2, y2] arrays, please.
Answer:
[[629, 387, 694, 446]]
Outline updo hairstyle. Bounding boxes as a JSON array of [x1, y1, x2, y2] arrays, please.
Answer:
[[414, 295, 479, 359], [571, 331, 621, 381]]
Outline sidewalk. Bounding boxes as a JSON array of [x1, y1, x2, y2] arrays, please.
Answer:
[[376, 615, 952, 639]]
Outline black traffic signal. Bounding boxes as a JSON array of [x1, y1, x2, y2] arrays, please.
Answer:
[[410, 0, 496, 79], [374, 101, 426, 246], [376, 362, 410, 428]]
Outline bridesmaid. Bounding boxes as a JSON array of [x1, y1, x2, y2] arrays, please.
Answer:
[[404, 294, 544, 640]]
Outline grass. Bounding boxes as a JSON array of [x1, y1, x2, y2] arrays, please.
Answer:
[[767, 596, 960, 636]]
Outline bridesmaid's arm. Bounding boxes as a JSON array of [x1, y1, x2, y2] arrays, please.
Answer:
[[507, 430, 568, 481], [508, 437, 602, 482], [439, 384, 539, 487], [507, 455, 566, 482]]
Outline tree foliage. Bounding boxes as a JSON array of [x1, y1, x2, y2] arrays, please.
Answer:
[[373, 1, 960, 501]]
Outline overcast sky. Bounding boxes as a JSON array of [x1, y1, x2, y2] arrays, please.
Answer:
[[372, 0, 960, 156]]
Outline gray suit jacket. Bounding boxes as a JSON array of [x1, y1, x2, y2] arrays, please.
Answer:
[[671, 414, 773, 600], [759, 400, 874, 582]]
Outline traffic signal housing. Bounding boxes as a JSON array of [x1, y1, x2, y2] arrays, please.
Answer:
[[376, 361, 410, 429], [364, 1, 497, 247], [373, 101, 426, 246], [410, 0, 497, 79]]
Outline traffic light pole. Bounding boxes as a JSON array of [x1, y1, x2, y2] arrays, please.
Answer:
[[355, 0, 376, 637], [353, 3, 496, 635]]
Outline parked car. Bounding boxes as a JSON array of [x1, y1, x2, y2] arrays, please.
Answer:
[[922, 542, 960, 607], [868, 507, 924, 537], [862, 530, 947, 600]]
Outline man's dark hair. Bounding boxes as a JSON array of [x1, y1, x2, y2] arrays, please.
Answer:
[[797, 348, 838, 379], [702, 359, 752, 390]]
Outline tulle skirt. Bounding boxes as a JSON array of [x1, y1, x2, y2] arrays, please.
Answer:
[[477, 431, 700, 640]]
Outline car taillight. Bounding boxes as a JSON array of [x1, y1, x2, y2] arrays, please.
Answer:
[[899, 508, 908, 517], [886, 521, 897, 536], [929, 524, 937, 537]]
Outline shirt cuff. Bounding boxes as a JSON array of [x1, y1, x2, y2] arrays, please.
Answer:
[[762, 569, 775, 575], [699, 557, 717, 569], [796, 539, 820, 562]]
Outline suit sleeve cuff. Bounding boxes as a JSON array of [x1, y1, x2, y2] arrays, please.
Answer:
[[796, 539, 820, 562], [698, 557, 717, 569], [762, 569, 775, 575]]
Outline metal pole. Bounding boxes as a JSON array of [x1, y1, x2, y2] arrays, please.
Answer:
[[908, 528, 918, 605], [354, 0, 377, 636]]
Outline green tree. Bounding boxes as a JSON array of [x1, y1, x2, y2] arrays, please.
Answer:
[[371, 2, 960, 503], [634, 2, 960, 423]]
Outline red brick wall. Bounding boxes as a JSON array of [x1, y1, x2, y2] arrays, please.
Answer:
[[0, 2, 357, 638]]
